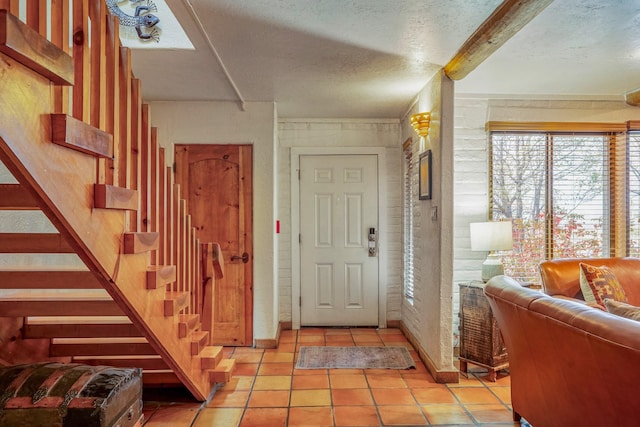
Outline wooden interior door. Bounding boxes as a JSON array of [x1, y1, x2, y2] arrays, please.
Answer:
[[175, 144, 253, 346]]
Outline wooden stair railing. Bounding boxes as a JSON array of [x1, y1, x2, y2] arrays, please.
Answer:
[[0, 5, 233, 400]]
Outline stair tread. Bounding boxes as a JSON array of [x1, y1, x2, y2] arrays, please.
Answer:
[[94, 184, 138, 211], [192, 330, 208, 340], [164, 291, 189, 316], [0, 184, 39, 210], [23, 322, 142, 339], [164, 291, 189, 304], [200, 346, 224, 358], [178, 314, 200, 338], [191, 331, 209, 355], [178, 314, 200, 326], [0, 269, 100, 289], [214, 359, 236, 370], [200, 346, 224, 370], [0, 290, 111, 300], [0, 291, 122, 316], [51, 340, 155, 356], [147, 265, 176, 289], [0, 233, 74, 253], [208, 359, 236, 384], [124, 232, 159, 254], [0, 289, 112, 302], [0, 11, 74, 85], [51, 114, 113, 158], [27, 316, 132, 324], [165, 290, 188, 299], [52, 338, 150, 347]]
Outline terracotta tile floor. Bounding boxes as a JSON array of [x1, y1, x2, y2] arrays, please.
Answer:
[[142, 328, 532, 426]]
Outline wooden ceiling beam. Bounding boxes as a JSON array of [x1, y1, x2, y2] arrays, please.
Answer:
[[445, 0, 554, 81], [625, 87, 640, 106]]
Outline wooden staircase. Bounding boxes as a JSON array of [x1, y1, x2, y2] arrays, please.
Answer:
[[0, 5, 234, 400]]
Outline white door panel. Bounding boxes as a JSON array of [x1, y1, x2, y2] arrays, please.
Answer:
[[300, 155, 379, 326]]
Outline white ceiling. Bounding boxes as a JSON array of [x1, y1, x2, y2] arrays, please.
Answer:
[[128, 0, 640, 119]]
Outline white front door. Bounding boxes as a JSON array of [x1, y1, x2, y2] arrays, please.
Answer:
[[299, 154, 379, 326]]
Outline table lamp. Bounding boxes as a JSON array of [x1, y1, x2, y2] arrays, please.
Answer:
[[470, 221, 513, 282]]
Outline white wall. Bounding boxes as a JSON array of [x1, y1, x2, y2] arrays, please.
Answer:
[[401, 70, 456, 374], [149, 101, 279, 343], [277, 119, 403, 325], [452, 98, 640, 345]]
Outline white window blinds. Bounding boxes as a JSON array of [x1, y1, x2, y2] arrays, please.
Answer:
[[490, 130, 614, 283], [403, 142, 415, 301]]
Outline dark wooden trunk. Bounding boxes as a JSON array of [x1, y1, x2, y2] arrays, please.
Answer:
[[0, 362, 142, 427]]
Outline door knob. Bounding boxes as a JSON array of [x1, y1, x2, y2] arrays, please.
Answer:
[[231, 252, 249, 263]]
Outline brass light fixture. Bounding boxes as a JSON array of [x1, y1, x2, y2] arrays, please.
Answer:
[[410, 112, 431, 137]]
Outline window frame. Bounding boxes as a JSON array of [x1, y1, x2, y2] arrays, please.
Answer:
[[487, 121, 627, 283]]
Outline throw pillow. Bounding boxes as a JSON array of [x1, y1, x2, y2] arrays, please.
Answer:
[[604, 298, 640, 321], [578, 263, 628, 307]]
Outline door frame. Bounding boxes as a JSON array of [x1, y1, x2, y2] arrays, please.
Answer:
[[290, 147, 388, 330]]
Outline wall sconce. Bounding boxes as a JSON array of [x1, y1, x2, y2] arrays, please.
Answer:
[[410, 112, 431, 137]]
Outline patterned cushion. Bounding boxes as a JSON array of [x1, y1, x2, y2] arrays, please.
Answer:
[[579, 263, 628, 307], [604, 298, 640, 321]]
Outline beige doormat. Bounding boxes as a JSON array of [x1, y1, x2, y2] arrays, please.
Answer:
[[296, 346, 416, 370]]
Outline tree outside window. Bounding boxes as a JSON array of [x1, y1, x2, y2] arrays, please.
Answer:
[[490, 132, 609, 284]]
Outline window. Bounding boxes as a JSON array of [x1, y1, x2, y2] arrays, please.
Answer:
[[628, 131, 640, 256], [403, 138, 415, 301], [489, 123, 625, 284]]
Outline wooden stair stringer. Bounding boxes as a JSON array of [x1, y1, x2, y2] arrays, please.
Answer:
[[0, 43, 212, 400]]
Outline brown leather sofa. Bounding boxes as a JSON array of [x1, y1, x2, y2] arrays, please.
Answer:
[[484, 275, 640, 427], [539, 257, 640, 304]]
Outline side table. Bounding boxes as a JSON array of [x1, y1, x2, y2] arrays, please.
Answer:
[[458, 281, 509, 381]]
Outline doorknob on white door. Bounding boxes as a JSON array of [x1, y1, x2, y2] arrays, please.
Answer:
[[368, 227, 377, 256]]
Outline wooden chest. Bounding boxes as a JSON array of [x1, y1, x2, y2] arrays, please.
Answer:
[[0, 362, 143, 427], [458, 281, 509, 381]]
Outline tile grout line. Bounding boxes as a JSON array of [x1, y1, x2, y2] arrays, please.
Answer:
[[195, 328, 524, 427], [445, 376, 483, 427]]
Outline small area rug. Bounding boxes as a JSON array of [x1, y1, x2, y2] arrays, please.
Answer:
[[296, 346, 415, 370]]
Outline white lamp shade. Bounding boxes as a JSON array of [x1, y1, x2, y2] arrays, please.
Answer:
[[470, 221, 513, 252]]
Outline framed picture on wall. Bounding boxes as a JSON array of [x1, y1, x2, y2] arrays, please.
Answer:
[[419, 150, 432, 200]]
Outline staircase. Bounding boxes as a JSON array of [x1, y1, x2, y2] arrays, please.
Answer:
[[0, 5, 233, 401]]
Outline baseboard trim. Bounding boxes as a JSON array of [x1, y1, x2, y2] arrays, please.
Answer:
[[397, 320, 459, 384], [387, 319, 402, 329], [254, 321, 291, 349], [280, 321, 293, 331]]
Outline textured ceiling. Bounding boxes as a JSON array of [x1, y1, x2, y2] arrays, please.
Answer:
[[129, 0, 640, 118]]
